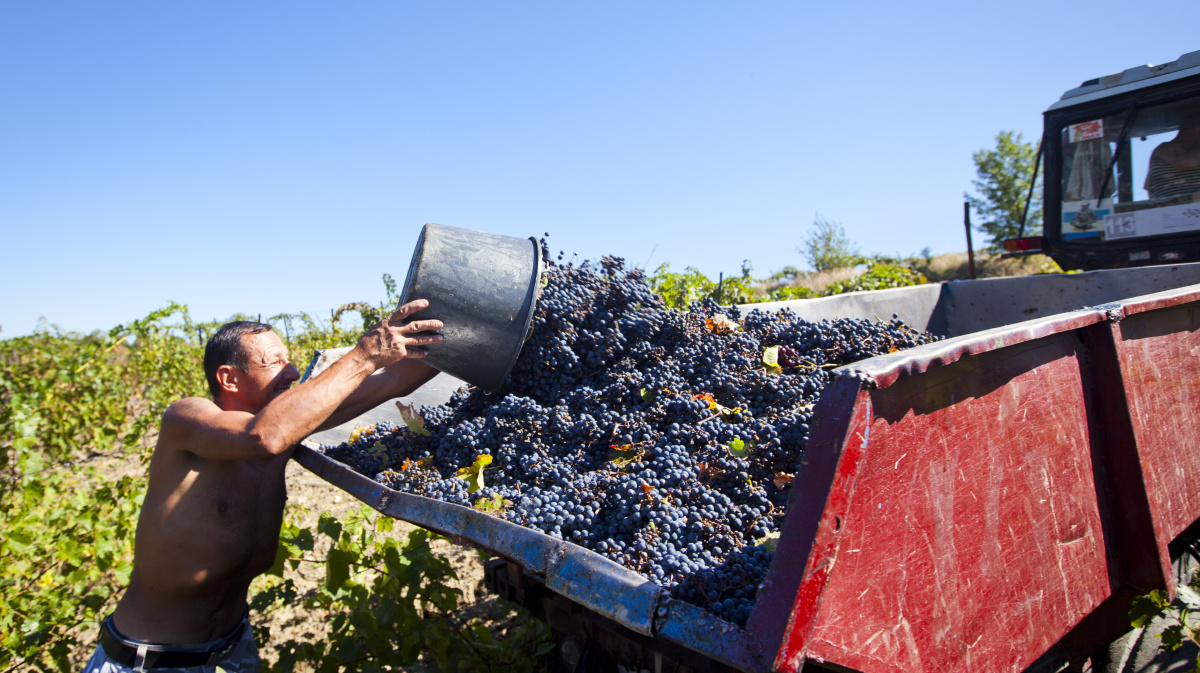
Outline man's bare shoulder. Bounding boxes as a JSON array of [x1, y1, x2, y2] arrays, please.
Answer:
[[159, 397, 233, 440], [163, 396, 219, 423]]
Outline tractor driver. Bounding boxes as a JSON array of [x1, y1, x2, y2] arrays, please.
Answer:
[[1145, 122, 1200, 200], [83, 300, 443, 672]]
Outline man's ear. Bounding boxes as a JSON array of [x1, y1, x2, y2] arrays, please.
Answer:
[[215, 364, 241, 394]]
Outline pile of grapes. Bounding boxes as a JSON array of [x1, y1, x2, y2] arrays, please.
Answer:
[[321, 255, 939, 626]]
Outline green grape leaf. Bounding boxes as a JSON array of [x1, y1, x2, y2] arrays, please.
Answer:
[[395, 402, 431, 437], [454, 454, 493, 493], [1130, 590, 1171, 628], [726, 438, 754, 458], [639, 387, 655, 403], [326, 548, 351, 591]]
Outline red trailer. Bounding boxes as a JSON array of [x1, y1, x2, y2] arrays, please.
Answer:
[[297, 263, 1200, 672]]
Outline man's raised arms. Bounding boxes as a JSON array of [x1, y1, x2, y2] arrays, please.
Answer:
[[160, 299, 443, 462]]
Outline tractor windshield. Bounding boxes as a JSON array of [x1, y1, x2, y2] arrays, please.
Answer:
[[1059, 96, 1200, 244]]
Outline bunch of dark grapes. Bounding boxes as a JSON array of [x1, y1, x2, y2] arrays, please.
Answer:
[[322, 253, 940, 627]]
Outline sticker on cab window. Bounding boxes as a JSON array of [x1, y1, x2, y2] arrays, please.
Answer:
[[1069, 120, 1104, 143]]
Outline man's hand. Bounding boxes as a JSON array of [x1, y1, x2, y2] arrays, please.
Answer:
[[356, 299, 444, 368]]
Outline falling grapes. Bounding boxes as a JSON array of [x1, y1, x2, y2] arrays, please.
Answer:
[[321, 252, 940, 627]]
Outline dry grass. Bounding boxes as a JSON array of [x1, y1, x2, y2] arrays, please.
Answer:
[[786, 267, 862, 294], [912, 252, 1062, 281], [765, 252, 1063, 296]]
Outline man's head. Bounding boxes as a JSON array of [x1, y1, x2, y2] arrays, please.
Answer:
[[204, 321, 301, 412]]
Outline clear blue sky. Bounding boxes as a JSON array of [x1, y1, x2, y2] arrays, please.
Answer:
[[2, 2, 1196, 337]]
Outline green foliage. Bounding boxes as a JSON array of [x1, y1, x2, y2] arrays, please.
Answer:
[[1, 274, 550, 672], [648, 260, 757, 309], [1129, 573, 1200, 668], [253, 506, 550, 673], [0, 438, 143, 672], [823, 263, 927, 295], [800, 215, 863, 271], [648, 263, 716, 310], [454, 454, 493, 494], [966, 130, 1043, 251], [763, 285, 815, 302]]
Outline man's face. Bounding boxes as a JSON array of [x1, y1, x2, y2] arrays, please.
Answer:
[[234, 331, 301, 412]]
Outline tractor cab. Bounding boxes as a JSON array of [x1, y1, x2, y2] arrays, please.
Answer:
[[1010, 50, 1200, 270]]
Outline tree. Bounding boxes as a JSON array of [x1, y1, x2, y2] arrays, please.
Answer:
[[966, 130, 1042, 251], [800, 215, 861, 271]]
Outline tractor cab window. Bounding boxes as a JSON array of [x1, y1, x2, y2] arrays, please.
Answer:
[[1059, 97, 1200, 244]]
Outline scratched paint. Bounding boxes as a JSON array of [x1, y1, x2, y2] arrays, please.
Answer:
[[1115, 303, 1200, 543], [799, 335, 1112, 672]]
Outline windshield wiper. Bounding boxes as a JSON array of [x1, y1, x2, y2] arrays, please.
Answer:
[[1096, 104, 1138, 208]]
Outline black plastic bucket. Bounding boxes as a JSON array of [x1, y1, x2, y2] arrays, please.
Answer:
[[399, 223, 543, 393]]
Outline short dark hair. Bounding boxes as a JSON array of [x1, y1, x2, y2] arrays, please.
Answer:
[[204, 321, 274, 399]]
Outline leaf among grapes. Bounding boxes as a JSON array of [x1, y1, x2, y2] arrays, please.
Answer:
[[762, 346, 783, 375], [726, 438, 754, 458], [401, 456, 434, 472], [755, 531, 781, 553], [454, 454, 494, 494], [473, 493, 511, 515], [694, 392, 743, 420], [607, 444, 644, 471], [773, 472, 794, 491], [639, 387, 655, 403], [395, 401, 432, 437], [705, 313, 739, 334], [369, 442, 389, 469]]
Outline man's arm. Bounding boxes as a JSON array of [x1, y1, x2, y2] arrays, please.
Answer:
[[160, 301, 442, 462], [313, 358, 440, 433]]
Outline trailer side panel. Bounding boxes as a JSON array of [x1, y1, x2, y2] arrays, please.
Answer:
[[797, 335, 1114, 672], [1115, 301, 1200, 545]]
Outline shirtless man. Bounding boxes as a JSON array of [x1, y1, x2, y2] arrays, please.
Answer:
[[83, 299, 443, 672]]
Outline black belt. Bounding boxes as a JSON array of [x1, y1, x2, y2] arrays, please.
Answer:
[[98, 615, 246, 669]]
